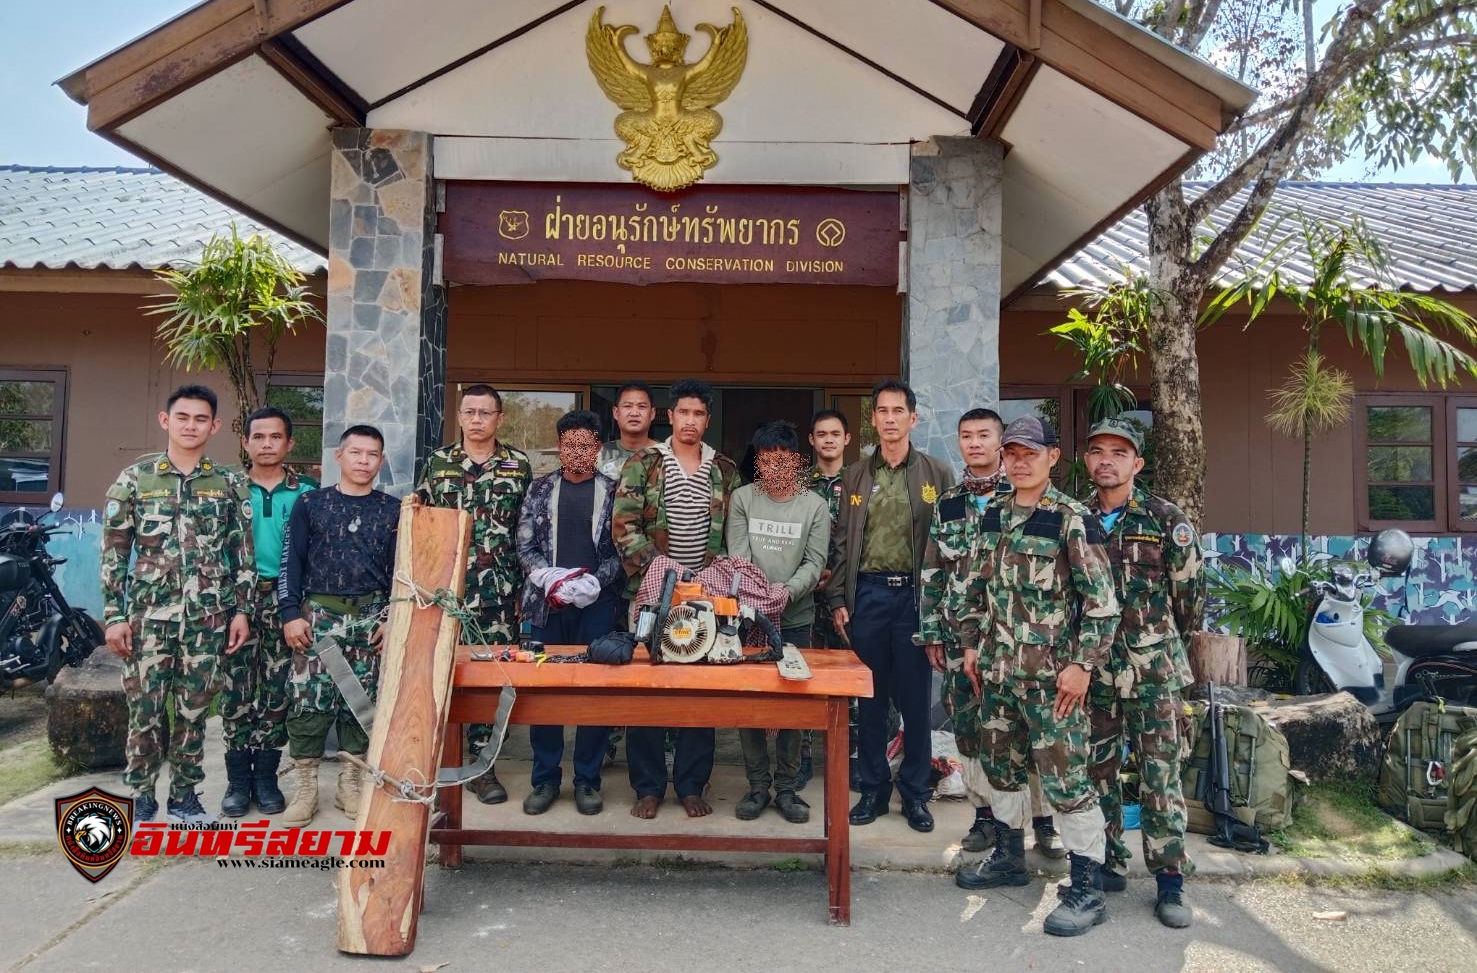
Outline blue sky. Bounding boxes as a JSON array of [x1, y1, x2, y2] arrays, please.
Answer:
[[0, 0, 1461, 182]]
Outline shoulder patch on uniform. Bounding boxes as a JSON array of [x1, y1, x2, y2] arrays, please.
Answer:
[[981, 505, 1002, 533], [104, 500, 120, 518], [1172, 522, 1196, 548], [241, 499, 253, 519], [939, 495, 967, 523]]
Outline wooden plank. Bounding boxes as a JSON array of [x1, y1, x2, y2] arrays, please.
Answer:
[[258, 37, 365, 126], [79, 0, 355, 131], [336, 499, 471, 957], [825, 697, 851, 924], [451, 647, 874, 697], [427, 830, 829, 854], [448, 691, 831, 729]]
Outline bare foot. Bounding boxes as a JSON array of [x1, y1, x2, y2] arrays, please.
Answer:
[[630, 795, 661, 819], [681, 795, 712, 817]]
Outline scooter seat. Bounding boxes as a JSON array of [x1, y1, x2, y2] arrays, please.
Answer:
[[1384, 622, 1477, 657]]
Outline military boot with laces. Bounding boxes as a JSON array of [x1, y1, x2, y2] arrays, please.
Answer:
[[1154, 870, 1193, 928], [1043, 853, 1108, 937], [955, 821, 1030, 889]]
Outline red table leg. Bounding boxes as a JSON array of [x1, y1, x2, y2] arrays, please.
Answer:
[[439, 722, 464, 869], [825, 698, 851, 925]]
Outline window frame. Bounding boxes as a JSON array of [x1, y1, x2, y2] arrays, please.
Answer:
[[0, 367, 67, 505], [262, 375, 326, 475], [1356, 392, 1446, 533], [1447, 396, 1477, 533]]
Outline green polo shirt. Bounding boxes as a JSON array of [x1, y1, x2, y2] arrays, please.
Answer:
[[248, 470, 317, 580], [859, 448, 914, 573]]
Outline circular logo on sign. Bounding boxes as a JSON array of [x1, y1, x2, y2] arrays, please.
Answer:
[[815, 218, 847, 248]]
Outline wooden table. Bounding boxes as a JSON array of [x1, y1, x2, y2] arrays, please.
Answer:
[[431, 646, 873, 924]]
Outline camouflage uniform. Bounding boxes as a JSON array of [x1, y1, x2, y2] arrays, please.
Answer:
[[918, 476, 1008, 761], [1088, 483, 1204, 875], [219, 471, 315, 751], [974, 486, 1120, 851], [287, 600, 380, 757], [807, 467, 847, 648], [101, 454, 255, 800], [416, 441, 531, 755]]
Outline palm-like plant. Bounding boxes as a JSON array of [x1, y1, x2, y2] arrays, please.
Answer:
[[1206, 212, 1477, 562], [147, 226, 321, 450]]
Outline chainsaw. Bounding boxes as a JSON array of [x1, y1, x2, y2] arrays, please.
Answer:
[[634, 567, 807, 675]]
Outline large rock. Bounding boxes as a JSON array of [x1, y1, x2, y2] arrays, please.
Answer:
[[1262, 691, 1382, 783], [45, 646, 127, 770]]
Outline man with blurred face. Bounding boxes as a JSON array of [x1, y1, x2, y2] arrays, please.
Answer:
[[956, 415, 1121, 940], [102, 384, 254, 826], [599, 381, 659, 479], [277, 425, 400, 828], [827, 379, 954, 833], [613, 378, 741, 819], [1080, 417, 1204, 929], [516, 411, 624, 816], [416, 384, 532, 805], [217, 407, 317, 818]]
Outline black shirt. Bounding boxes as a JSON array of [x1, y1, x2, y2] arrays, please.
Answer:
[[278, 487, 400, 622], [555, 477, 598, 572]]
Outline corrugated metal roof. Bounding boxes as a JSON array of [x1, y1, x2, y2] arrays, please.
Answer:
[[1044, 182, 1477, 294], [3, 167, 1473, 293], [0, 165, 324, 273]]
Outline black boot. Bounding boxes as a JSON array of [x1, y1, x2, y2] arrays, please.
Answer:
[[253, 748, 286, 814], [1154, 870, 1193, 928], [221, 749, 254, 817], [955, 821, 1030, 889], [1043, 853, 1108, 937], [962, 807, 996, 853]]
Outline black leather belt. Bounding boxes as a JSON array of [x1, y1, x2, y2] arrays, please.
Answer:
[[858, 572, 912, 588]]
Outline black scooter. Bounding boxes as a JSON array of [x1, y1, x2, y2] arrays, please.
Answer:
[[0, 493, 104, 689]]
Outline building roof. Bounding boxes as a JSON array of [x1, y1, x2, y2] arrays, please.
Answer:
[[55, 0, 1256, 301], [0, 164, 323, 273], [1041, 182, 1477, 294]]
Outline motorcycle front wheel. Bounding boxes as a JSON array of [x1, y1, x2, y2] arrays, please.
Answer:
[[1293, 654, 1337, 696]]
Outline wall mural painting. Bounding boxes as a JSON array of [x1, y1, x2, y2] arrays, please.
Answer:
[[1205, 533, 1475, 625]]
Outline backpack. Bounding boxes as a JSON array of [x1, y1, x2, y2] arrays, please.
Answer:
[[1379, 701, 1477, 832], [1447, 726, 1477, 859], [1181, 700, 1296, 833]]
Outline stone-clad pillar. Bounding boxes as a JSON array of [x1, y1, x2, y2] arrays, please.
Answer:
[[904, 137, 1003, 467], [323, 128, 446, 494]]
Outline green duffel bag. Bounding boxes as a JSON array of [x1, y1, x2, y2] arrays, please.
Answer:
[[1182, 700, 1296, 833], [1378, 701, 1477, 832], [1447, 726, 1477, 859]]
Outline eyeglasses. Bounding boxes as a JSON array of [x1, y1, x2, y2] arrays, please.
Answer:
[[459, 409, 501, 419]]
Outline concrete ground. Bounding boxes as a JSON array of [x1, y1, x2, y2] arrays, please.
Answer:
[[4, 719, 1475, 970]]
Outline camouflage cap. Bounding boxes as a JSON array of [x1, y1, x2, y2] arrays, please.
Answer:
[[1086, 416, 1144, 454], [1000, 415, 1058, 450]]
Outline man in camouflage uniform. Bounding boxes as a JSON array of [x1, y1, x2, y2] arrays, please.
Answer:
[[102, 385, 254, 825], [613, 378, 741, 819], [801, 409, 851, 789], [415, 383, 531, 805], [278, 425, 400, 827], [218, 406, 316, 817], [955, 415, 1121, 939], [1082, 416, 1204, 929]]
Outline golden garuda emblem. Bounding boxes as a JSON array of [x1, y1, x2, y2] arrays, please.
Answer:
[[586, 5, 749, 191]]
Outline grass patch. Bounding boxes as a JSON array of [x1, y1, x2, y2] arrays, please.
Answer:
[[649, 854, 716, 871], [770, 857, 813, 873], [1266, 862, 1477, 892], [0, 737, 79, 807], [1271, 777, 1432, 862], [0, 839, 61, 860]]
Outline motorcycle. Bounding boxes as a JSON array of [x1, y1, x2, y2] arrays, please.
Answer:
[[1287, 528, 1477, 723], [0, 493, 104, 689]]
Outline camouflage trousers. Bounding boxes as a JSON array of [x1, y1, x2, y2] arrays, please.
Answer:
[[941, 660, 984, 757], [1087, 686, 1191, 875], [218, 584, 290, 751], [285, 604, 377, 759], [467, 599, 516, 757], [981, 682, 1104, 860], [121, 614, 226, 799]]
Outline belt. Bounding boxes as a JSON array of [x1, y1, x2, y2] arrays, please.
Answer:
[[307, 591, 386, 616], [257, 578, 278, 592], [858, 572, 912, 588]]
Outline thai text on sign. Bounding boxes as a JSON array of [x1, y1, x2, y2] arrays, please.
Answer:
[[441, 182, 900, 286]]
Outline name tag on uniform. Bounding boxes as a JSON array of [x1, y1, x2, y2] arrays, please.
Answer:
[[1124, 534, 1162, 544], [192, 489, 226, 499], [138, 489, 170, 500], [433, 470, 461, 479]]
